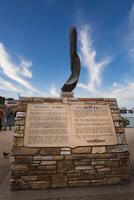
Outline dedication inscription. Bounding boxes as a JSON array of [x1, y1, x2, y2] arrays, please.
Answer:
[[24, 103, 117, 147]]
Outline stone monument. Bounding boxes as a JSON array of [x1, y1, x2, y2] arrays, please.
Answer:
[[10, 27, 130, 190]]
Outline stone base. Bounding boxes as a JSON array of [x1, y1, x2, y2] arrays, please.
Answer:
[[60, 92, 74, 98], [10, 97, 130, 190]]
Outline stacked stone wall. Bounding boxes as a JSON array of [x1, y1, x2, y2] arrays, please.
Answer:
[[10, 97, 130, 189]]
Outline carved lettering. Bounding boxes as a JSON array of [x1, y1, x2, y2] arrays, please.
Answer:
[[24, 103, 117, 147]]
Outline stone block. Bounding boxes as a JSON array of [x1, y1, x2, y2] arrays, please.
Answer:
[[67, 173, 81, 179], [11, 179, 29, 190], [28, 170, 52, 176], [11, 164, 29, 171], [11, 147, 40, 156], [22, 175, 38, 181], [114, 122, 120, 127], [18, 106, 27, 112], [61, 147, 71, 151], [30, 164, 39, 167], [69, 180, 89, 187], [11, 170, 27, 179], [65, 155, 82, 160], [97, 167, 111, 172], [117, 152, 130, 158], [40, 148, 60, 155], [15, 156, 32, 164], [91, 179, 103, 185], [65, 154, 99, 160], [83, 169, 97, 175], [14, 125, 20, 131], [111, 167, 129, 175], [16, 138, 24, 146], [54, 155, 64, 160], [106, 160, 120, 167], [51, 174, 67, 188], [61, 150, 71, 155], [74, 161, 91, 166], [92, 160, 105, 165], [117, 134, 127, 144], [40, 161, 56, 165], [57, 160, 74, 173], [112, 114, 122, 121], [120, 158, 130, 167], [20, 126, 25, 130], [72, 147, 91, 154], [13, 133, 24, 138], [33, 160, 40, 164], [29, 181, 50, 189], [14, 130, 24, 135], [33, 156, 53, 161], [38, 165, 56, 170], [107, 145, 128, 153], [92, 147, 106, 153], [103, 177, 121, 184], [98, 153, 117, 158], [38, 174, 50, 181], [75, 166, 93, 171], [116, 128, 124, 134]]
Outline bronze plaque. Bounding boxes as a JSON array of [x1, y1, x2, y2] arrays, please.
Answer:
[[24, 103, 117, 147]]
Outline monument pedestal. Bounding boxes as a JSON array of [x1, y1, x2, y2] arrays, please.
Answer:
[[11, 97, 130, 190]]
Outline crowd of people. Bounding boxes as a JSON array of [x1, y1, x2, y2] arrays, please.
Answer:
[[0, 106, 17, 131]]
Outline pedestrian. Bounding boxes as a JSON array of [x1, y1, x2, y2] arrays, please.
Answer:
[[0, 106, 4, 131], [5, 108, 13, 130]]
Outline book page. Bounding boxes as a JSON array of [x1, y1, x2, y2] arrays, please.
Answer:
[[24, 103, 71, 147], [70, 104, 117, 146]]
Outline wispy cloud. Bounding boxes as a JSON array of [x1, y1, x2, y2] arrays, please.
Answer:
[[78, 25, 111, 93], [0, 43, 37, 92], [110, 82, 134, 100], [19, 57, 32, 78], [75, 21, 134, 107], [104, 81, 134, 107], [0, 77, 20, 93], [0, 42, 61, 98], [49, 85, 59, 97], [0, 43, 47, 96]]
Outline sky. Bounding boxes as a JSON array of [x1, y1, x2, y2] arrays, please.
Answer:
[[0, 0, 134, 108]]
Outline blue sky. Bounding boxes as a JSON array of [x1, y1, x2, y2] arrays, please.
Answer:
[[0, 0, 134, 107]]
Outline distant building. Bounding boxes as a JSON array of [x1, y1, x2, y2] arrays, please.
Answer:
[[120, 107, 134, 128], [5, 98, 18, 108]]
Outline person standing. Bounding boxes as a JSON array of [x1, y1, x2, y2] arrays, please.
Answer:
[[5, 108, 13, 130], [0, 107, 4, 131]]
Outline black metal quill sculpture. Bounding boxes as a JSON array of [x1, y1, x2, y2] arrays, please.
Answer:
[[61, 27, 81, 92]]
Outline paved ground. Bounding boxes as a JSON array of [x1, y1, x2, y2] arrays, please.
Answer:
[[0, 128, 134, 200]]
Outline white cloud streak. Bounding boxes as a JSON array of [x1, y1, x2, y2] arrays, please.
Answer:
[[78, 25, 111, 93], [0, 42, 61, 98], [105, 81, 134, 108], [49, 85, 59, 97], [0, 43, 47, 96], [0, 77, 20, 92], [19, 57, 32, 78], [76, 23, 134, 107]]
